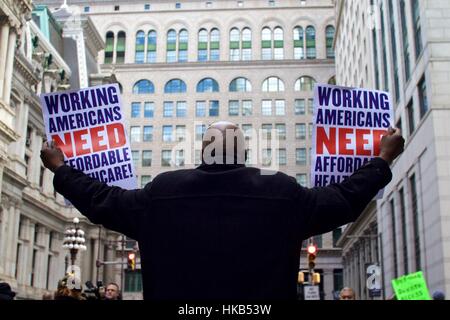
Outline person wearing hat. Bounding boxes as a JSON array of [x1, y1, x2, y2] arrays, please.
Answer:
[[0, 282, 16, 300], [432, 290, 446, 300]]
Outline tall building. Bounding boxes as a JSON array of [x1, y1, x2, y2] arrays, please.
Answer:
[[0, 0, 116, 299], [335, 0, 450, 299], [37, 0, 341, 300]]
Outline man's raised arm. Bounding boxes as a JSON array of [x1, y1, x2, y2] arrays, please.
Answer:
[[40, 141, 147, 240], [298, 128, 405, 238]]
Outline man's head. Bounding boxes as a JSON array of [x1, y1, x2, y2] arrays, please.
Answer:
[[104, 283, 120, 300], [201, 121, 246, 165], [339, 287, 356, 300], [432, 290, 445, 300]]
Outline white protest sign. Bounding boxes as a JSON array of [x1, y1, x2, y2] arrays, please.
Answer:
[[40, 84, 137, 191], [304, 285, 320, 300], [311, 84, 394, 187]]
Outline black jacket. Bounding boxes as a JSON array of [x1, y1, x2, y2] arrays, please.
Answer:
[[53, 158, 392, 300]]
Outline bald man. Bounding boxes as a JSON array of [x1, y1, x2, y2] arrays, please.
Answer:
[[41, 121, 404, 300]]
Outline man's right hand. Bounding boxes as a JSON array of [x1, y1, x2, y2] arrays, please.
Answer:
[[41, 140, 65, 172], [379, 127, 405, 165]]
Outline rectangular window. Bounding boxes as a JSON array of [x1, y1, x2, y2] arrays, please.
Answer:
[[230, 48, 240, 61], [333, 228, 342, 247], [144, 102, 154, 118], [406, 100, 415, 136], [274, 47, 284, 60], [242, 100, 252, 116], [143, 126, 153, 142], [176, 125, 186, 141], [295, 99, 305, 115], [209, 100, 219, 116], [296, 148, 307, 166], [418, 76, 428, 118], [262, 100, 272, 116], [296, 124, 306, 140], [228, 100, 239, 116], [399, 188, 408, 274], [262, 48, 272, 60], [296, 174, 307, 187], [144, 4, 150, 10], [400, 0, 411, 81], [130, 126, 141, 142], [242, 48, 252, 60], [195, 150, 202, 165], [141, 175, 152, 187], [142, 150, 152, 167], [163, 102, 174, 117], [162, 126, 173, 142], [176, 101, 187, 117], [275, 100, 285, 116], [175, 150, 185, 167], [167, 51, 177, 63], [84, 6, 90, 12], [275, 124, 286, 140], [242, 124, 252, 140], [410, 174, 421, 271], [261, 124, 272, 140], [390, 199, 399, 278], [307, 99, 314, 115], [196, 101, 206, 117], [308, 123, 313, 138], [262, 149, 272, 166], [31, 249, 38, 286], [132, 151, 139, 168], [411, 0, 423, 60], [161, 150, 172, 166], [196, 125, 206, 141], [125, 270, 143, 292], [277, 148, 286, 165]]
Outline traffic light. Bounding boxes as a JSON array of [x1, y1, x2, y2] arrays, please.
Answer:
[[298, 272, 305, 284], [312, 272, 321, 285], [307, 244, 317, 270], [127, 252, 136, 271]]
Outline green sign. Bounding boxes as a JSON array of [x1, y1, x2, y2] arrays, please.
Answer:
[[391, 271, 431, 300]]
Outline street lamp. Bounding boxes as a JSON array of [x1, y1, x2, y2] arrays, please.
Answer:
[[63, 217, 87, 269]]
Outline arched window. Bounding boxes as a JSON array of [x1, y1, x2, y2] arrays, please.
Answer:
[[229, 77, 252, 92], [167, 29, 177, 62], [261, 27, 272, 60], [165, 79, 187, 93], [229, 28, 240, 61], [135, 30, 145, 63], [295, 76, 316, 91], [104, 31, 114, 64], [210, 28, 220, 61], [147, 30, 157, 63], [305, 26, 316, 59], [116, 31, 126, 63], [326, 25, 335, 59], [198, 29, 208, 61], [178, 29, 188, 62], [273, 27, 284, 60], [262, 77, 285, 92], [242, 28, 252, 60], [328, 76, 336, 85], [197, 78, 219, 92], [133, 79, 155, 94], [293, 27, 304, 59]]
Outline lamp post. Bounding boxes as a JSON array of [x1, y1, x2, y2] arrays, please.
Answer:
[[63, 217, 87, 272]]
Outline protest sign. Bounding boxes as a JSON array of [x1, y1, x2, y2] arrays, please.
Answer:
[[40, 84, 137, 191], [311, 84, 394, 187], [392, 271, 431, 300]]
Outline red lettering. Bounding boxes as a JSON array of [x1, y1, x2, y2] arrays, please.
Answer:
[[73, 129, 90, 156], [107, 123, 126, 149], [90, 126, 108, 153], [338, 128, 353, 155], [316, 127, 336, 155], [373, 129, 387, 156], [356, 129, 371, 156], [52, 133, 73, 158]]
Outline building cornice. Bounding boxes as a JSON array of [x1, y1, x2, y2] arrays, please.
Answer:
[[82, 16, 105, 53], [14, 51, 40, 85], [101, 59, 336, 73]]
